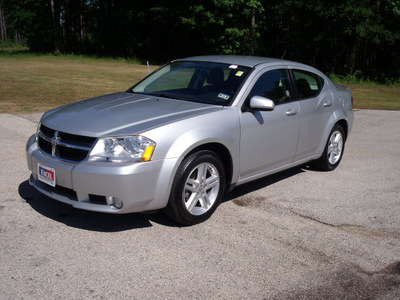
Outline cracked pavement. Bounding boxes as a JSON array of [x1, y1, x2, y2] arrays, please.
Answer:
[[1, 110, 399, 299]]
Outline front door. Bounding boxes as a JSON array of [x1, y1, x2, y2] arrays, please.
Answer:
[[239, 69, 300, 182]]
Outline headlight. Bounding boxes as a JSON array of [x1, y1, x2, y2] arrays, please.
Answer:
[[88, 136, 156, 162]]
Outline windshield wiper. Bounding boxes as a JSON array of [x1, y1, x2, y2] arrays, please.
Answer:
[[153, 93, 188, 101], [134, 92, 192, 102]]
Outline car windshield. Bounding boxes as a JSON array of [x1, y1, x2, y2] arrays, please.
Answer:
[[130, 61, 251, 106]]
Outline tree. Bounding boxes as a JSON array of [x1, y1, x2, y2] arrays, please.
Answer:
[[258, 0, 400, 81], [2, 0, 54, 51], [0, 1, 7, 44], [1, 0, 399, 81], [50, 0, 59, 52], [179, 0, 264, 55]]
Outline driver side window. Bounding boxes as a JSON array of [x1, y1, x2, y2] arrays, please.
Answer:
[[248, 69, 292, 104]]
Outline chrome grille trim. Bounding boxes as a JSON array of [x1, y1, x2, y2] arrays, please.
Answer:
[[38, 131, 93, 151], [38, 125, 96, 163]]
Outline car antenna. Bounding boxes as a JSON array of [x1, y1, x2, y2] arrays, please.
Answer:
[[281, 51, 286, 60]]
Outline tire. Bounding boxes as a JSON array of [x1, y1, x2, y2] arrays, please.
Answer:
[[164, 150, 226, 225], [314, 124, 346, 171]]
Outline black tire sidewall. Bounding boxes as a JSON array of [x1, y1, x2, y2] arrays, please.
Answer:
[[321, 124, 345, 171]]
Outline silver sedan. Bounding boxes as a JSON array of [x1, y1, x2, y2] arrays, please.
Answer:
[[26, 56, 354, 225]]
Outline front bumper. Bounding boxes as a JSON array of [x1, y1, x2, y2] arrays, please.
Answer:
[[26, 134, 177, 214]]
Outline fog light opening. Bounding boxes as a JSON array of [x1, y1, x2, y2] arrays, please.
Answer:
[[112, 197, 123, 209]]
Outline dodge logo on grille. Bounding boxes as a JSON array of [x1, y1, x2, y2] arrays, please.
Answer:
[[51, 131, 60, 156]]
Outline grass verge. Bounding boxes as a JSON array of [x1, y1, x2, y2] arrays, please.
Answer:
[[0, 54, 399, 113], [345, 83, 400, 110], [0, 54, 153, 113]]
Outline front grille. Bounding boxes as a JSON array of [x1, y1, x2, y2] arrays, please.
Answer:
[[38, 124, 96, 162]]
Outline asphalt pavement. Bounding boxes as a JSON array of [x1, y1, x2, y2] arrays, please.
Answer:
[[0, 110, 399, 299]]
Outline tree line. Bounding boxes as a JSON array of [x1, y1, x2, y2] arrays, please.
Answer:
[[1, 0, 400, 82]]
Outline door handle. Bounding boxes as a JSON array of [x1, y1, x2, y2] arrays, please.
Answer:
[[323, 101, 332, 107], [286, 109, 298, 116]]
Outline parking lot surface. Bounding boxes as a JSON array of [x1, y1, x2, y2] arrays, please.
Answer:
[[1, 110, 399, 299]]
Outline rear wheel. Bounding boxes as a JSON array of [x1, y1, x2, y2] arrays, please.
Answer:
[[314, 124, 346, 171], [164, 150, 226, 225]]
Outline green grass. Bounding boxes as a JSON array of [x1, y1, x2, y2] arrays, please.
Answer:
[[345, 83, 400, 110], [329, 74, 400, 110], [0, 53, 399, 113], [0, 54, 154, 113]]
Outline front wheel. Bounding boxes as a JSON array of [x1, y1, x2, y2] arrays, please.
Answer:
[[164, 150, 226, 225], [314, 124, 346, 171]]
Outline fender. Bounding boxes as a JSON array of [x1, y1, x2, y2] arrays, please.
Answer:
[[316, 109, 349, 156], [143, 108, 241, 206]]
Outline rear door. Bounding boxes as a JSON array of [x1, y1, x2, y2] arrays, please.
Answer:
[[239, 68, 300, 181], [291, 69, 334, 161]]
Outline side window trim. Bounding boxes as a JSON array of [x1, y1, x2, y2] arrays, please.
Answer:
[[282, 68, 295, 104], [242, 68, 295, 110]]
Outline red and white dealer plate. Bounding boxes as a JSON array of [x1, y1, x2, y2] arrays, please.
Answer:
[[37, 163, 56, 187]]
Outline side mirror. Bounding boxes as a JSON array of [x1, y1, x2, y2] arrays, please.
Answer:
[[249, 96, 275, 111]]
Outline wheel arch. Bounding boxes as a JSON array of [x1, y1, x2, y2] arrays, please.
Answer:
[[335, 119, 348, 141], [185, 143, 234, 190], [163, 143, 232, 225]]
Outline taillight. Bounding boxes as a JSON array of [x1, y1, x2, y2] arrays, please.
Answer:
[[351, 96, 354, 107]]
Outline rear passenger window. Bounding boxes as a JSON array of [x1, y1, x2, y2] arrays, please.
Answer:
[[293, 69, 324, 99]]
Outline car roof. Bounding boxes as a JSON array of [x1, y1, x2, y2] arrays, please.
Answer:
[[174, 55, 328, 80], [175, 55, 292, 68]]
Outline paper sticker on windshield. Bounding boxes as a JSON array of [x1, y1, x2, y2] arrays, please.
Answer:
[[218, 93, 230, 100], [235, 71, 244, 77], [229, 64, 238, 69]]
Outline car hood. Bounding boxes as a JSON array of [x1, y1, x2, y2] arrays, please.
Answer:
[[41, 92, 222, 137]]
